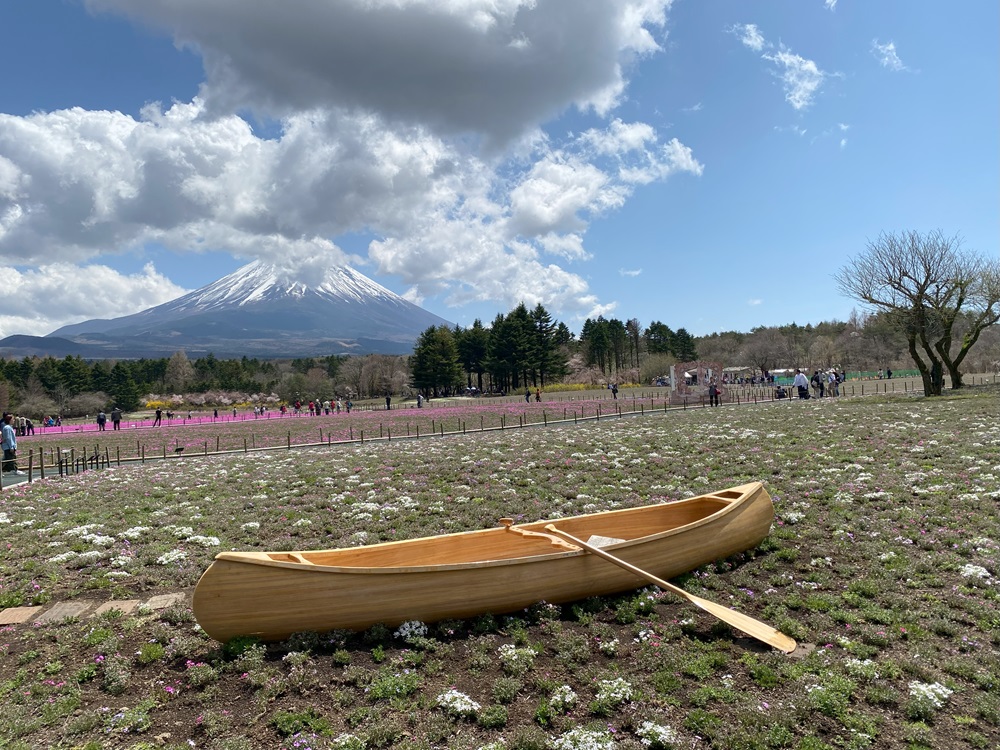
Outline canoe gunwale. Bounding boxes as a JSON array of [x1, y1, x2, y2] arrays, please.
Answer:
[[209, 482, 763, 575]]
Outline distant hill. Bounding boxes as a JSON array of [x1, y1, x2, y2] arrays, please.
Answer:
[[0, 260, 452, 359]]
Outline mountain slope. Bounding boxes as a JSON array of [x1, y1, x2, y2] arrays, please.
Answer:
[[4, 261, 452, 359]]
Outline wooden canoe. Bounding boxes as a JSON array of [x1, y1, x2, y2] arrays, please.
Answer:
[[192, 481, 775, 642]]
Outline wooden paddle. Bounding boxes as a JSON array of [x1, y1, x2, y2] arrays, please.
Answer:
[[543, 524, 797, 654]]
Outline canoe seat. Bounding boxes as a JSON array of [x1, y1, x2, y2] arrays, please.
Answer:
[[587, 535, 625, 548]]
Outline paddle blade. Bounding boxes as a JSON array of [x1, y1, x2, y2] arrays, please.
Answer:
[[689, 596, 797, 653]]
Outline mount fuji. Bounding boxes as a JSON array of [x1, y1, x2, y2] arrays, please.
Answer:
[[0, 261, 453, 359]]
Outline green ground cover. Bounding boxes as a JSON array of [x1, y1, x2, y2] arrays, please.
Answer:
[[0, 387, 997, 749]]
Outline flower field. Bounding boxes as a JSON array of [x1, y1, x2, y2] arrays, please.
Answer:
[[0, 387, 998, 749]]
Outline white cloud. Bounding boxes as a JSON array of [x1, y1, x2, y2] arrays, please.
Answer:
[[763, 48, 827, 110], [683, 102, 703, 113], [0, 0, 696, 333], [872, 39, 908, 72], [748, 298, 762, 306], [730, 23, 767, 52], [619, 268, 642, 277], [824, 0, 837, 11], [730, 25, 830, 111], [840, 138, 847, 149], [86, 0, 671, 145], [0, 263, 187, 337]]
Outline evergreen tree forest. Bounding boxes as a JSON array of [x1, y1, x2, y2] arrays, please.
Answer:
[[409, 304, 701, 396]]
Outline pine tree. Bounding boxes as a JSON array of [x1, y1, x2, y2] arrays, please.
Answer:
[[108, 362, 142, 412]]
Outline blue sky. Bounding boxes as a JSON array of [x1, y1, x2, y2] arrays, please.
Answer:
[[0, 0, 996, 339]]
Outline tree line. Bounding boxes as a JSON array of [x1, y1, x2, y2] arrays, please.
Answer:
[[3, 230, 998, 416], [409, 301, 701, 396]]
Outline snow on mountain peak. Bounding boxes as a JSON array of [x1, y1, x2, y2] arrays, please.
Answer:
[[178, 259, 402, 310]]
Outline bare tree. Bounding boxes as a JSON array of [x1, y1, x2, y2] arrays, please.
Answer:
[[165, 351, 195, 393], [739, 328, 787, 376], [836, 230, 1000, 395], [808, 335, 839, 370]]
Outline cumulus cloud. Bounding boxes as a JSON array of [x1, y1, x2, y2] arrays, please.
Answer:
[[824, 0, 837, 11], [619, 268, 642, 277], [86, 0, 669, 144], [872, 39, 908, 72], [0, 263, 187, 337], [0, 0, 701, 333]]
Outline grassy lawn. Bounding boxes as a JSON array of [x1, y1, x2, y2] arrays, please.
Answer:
[[0, 386, 997, 749]]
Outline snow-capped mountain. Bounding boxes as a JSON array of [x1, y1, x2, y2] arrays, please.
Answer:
[[5, 261, 452, 359]]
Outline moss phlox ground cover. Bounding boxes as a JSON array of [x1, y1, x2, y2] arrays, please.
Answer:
[[0, 389, 998, 748]]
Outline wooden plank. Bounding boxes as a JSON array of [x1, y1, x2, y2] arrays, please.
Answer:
[[0, 606, 43, 625], [145, 592, 187, 610], [93, 600, 141, 617], [35, 601, 94, 623]]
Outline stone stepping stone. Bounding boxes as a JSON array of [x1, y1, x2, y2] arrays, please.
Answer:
[[93, 600, 141, 617], [35, 601, 94, 624], [145, 592, 188, 610], [0, 606, 43, 625]]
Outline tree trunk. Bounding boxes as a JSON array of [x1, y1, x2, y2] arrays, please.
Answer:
[[907, 334, 937, 397]]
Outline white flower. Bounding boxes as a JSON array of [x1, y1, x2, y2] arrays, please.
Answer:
[[845, 658, 880, 681], [908, 681, 953, 708], [157, 549, 187, 565], [394, 620, 429, 642], [436, 688, 480, 718], [637, 721, 680, 747], [332, 734, 365, 750], [551, 726, 617, 750], [597, 638, 619, 656], [65, 524, 101, 537], [186, 535, 220, 547], [596, 677, 633, 706], [497, 643, 536, 674], [549, 684, 577, 713], [959, 564, 991, 580]]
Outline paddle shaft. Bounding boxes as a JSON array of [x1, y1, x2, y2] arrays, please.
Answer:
[[543, 524, 797, 654]]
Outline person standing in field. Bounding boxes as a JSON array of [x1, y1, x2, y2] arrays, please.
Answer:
[[708, 379, 720, 407], [97, 410, 107, 431], [793, 369, 810, 399], [111, 407, 122, 430], [1, 414, 24, 475], [153, 408, 162, 426]]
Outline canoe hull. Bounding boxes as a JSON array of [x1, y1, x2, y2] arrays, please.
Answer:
[[193, 482, 774, 641]]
